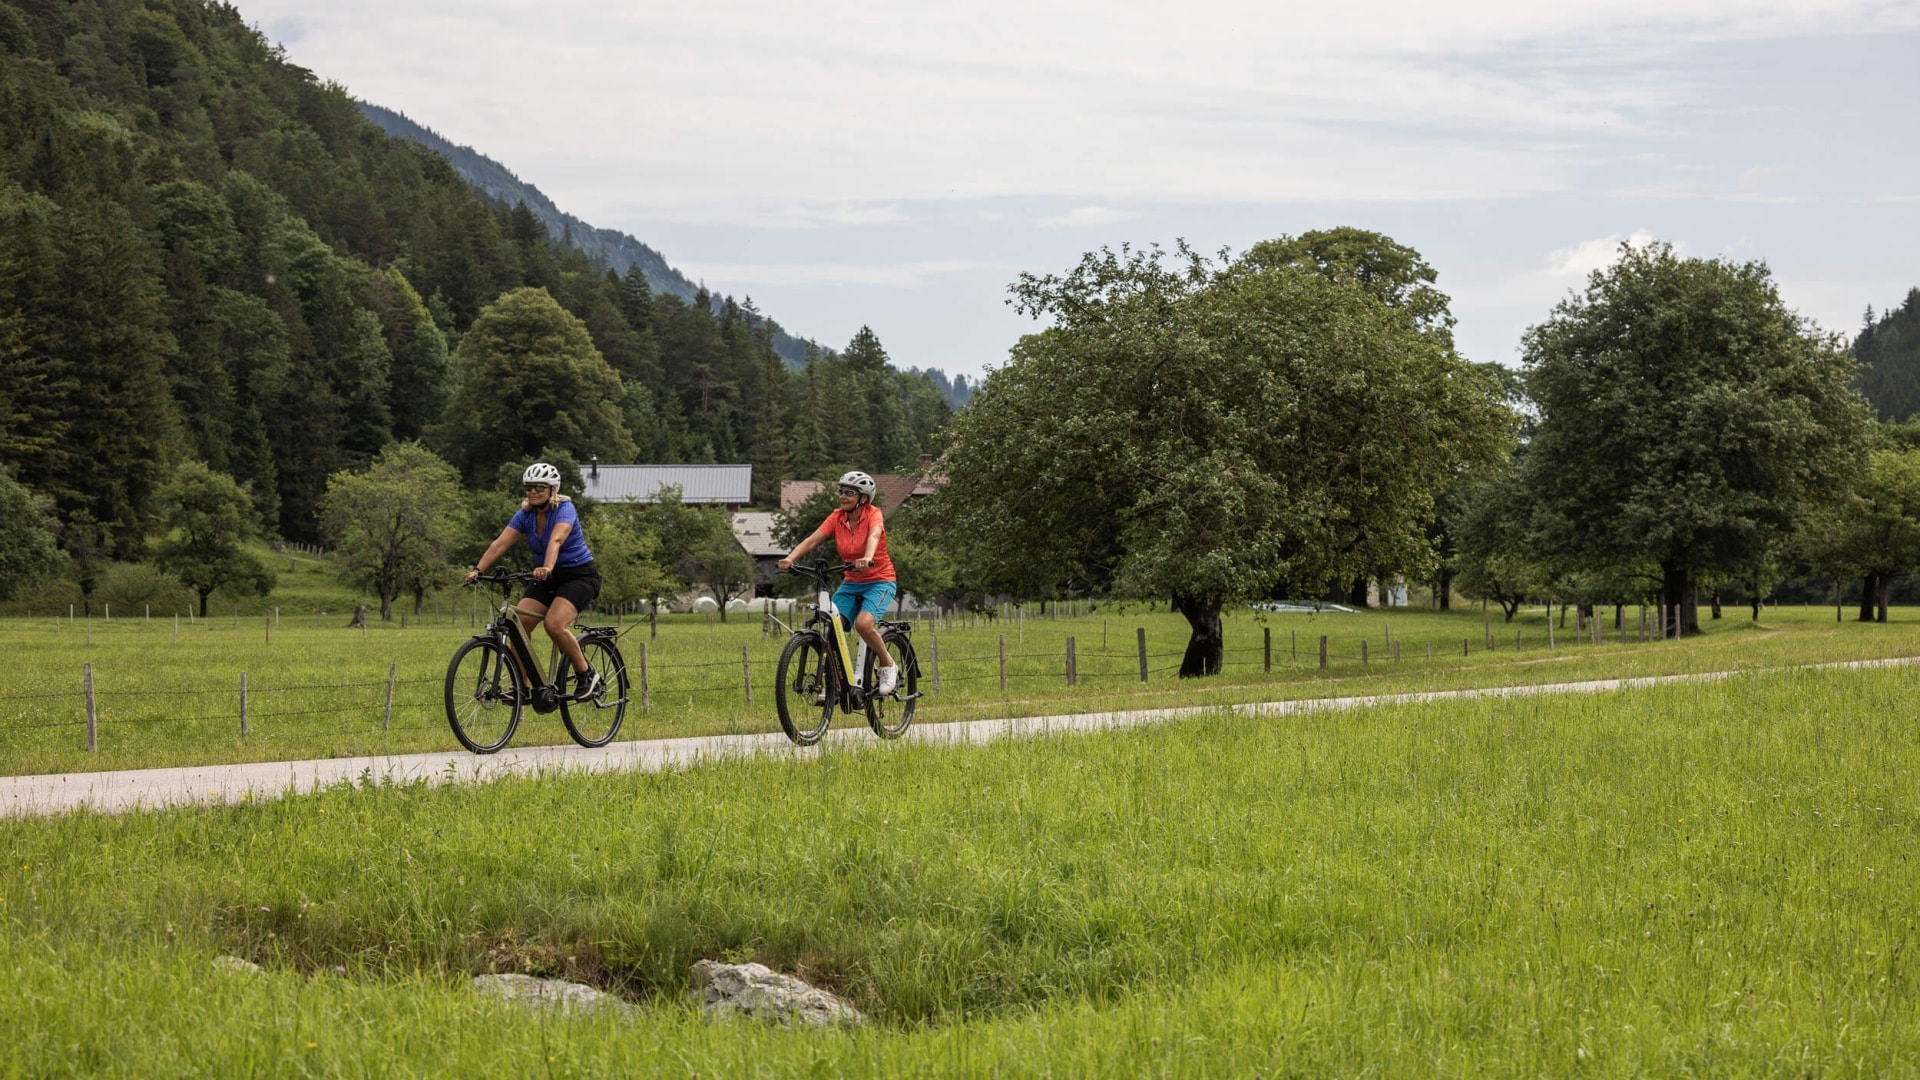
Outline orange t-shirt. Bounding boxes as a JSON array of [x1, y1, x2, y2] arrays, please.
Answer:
[[829, 504, 894, 583]]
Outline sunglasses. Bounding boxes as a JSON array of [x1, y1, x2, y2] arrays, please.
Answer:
[[524, 485, 552, 493], [837, 486, 860, 496]]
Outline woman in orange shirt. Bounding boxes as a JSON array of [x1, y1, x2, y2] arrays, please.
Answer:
[[778, 470, 899, 694]]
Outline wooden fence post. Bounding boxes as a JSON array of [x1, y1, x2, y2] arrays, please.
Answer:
[[1066, 636, 1077, 686], [1264, 627, 1271, 673], [1000, 635, 1009, 693], [640, 643, 651, 713], [1393, 639, 1401, 662], [84, 663, 96, 752], [239, 671, 248, 738], [384, 663, 396, 731], [1319, 635, 1328, 669], [1463, 637, 1469, 657], [1137, 628, 1148, 683], [742, 646, 753, 706], [1547, 613, 1555, 650], [930, 628, 940, 693], [1291, 629, 1297, 662]]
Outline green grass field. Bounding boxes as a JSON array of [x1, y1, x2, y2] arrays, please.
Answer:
[[4, 660, 1918, 1075], [0, 584, 1914, 775]]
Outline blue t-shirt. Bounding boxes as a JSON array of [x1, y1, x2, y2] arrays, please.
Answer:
[[508, 498, 594, 569]]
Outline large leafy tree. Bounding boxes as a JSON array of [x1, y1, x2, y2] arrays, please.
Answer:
[[319, 442, 467, 622], [153, 463, 275, 617], [935, 241, 1507, 675], [436, 287, 637, 484], [1522, 243, 1871, 636]]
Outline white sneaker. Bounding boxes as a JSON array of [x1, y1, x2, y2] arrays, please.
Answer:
[[876, 664, 899, 696]]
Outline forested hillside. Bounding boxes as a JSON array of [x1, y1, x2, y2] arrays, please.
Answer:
[[1856, 289, 1920, 421], [0, 0, 950, 552]]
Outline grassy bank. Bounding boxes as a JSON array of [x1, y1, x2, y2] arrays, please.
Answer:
[[2, 600, 1918, 774], [3, 663, 1919, 1074]]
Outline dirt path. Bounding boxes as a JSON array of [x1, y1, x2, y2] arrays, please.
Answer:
[[4, 657, 1911, 819]]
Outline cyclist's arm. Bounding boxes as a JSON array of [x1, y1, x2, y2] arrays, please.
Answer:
[[778, 521, 835, 569], [855, 508, 885, 570], [536, 523, 572, 579], [468, 526, 523, 581]]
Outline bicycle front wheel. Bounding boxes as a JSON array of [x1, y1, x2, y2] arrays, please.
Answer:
[[776, 632, 836, 746], [865, 632, 917, 739], [559, 637, 628, 747], [446, 637, 524, 754]]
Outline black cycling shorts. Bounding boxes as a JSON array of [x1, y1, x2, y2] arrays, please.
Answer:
[[523, 561, 602, 613]]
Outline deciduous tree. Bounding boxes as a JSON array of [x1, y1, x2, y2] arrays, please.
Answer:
[[936, 241, 1506, 675], [153, 462, 275, 617], [320, 442, 466, 621], [1522, 243, 1871, 636]]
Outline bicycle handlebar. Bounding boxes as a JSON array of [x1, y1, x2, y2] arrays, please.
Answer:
[[468, 569, 537, 586], [780, 560, 857, 580]]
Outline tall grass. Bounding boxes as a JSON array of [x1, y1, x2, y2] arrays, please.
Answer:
[[3, 663, 1919, 1074]]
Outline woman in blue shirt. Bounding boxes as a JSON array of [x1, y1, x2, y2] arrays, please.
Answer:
[[466, 462, 604, 700]]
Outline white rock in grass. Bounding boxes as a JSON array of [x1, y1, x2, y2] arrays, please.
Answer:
[[211, 955, 263, 975], [471, 974, 636, 1019], [690, 960, 864, 1027]]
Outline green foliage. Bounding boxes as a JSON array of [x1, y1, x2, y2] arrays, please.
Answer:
[[1450, 463, 1546, 621], [0, 466, 65, 599], [628, 488, 749, 615], [936, 240, 1507, 672], [1521, 242, 1872, 634], [319, 442, 467, 622], [153, 461, 274, 616], [586, 508, 675, 613], [435, 287, 636, 484], [1794, 447, 1920, 619], [1855, 289, 1920, 421]]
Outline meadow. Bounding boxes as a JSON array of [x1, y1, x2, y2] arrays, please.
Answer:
[[1, 564, 1917, 775], [4, 660, 1918, 1075]]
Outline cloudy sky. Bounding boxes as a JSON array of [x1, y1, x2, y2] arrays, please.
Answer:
[[241, 0, 1920, 378]]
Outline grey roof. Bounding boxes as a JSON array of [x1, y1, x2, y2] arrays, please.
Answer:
[[581, 465, 752, 505], [731, 512, 787, 558]]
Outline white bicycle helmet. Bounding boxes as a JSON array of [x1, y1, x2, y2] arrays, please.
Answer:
[[838, 470, 876, 497], [522, 462, 562, 488]]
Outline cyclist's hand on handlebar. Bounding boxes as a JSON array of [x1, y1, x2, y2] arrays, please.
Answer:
[[853, 558, 871, 570], [777, 556, 794, 572], [531, 566, 551, 581], [465, 568, 481, 585]]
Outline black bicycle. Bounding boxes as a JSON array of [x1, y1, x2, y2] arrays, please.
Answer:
[[446, 570, 629, 753], [775, 560, 920, 745]]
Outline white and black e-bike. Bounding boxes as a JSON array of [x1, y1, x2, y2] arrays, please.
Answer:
[[774, 560, 919, 745]]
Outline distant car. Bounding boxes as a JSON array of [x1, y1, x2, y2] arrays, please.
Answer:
[[1248, 601, 1357, 613]]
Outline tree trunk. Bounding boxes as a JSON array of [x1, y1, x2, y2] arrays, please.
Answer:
[[1878, 576, 1892, 623], [1750, 596, 1762, 620], [1501, 596, 1521, 622], [1661, 562, 1700, 637], [379, 590, 394, 622], [1710, 590, 1723, 620], [198, 589, 213, 618], [1615, 605, 1624, 630], [1436, 570, 1453, 611], [1860, 575, 1877, 622], [1171, 592, 1224, 677], [1347, 576, 1370, 609], [413, 587, 426, 616]]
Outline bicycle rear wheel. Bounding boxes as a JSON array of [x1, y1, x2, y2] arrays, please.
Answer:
[[559, 637, 628, 747], [446, 637, 524, 754], [776, 632, 836, 745], [864, 632, 917, 739]]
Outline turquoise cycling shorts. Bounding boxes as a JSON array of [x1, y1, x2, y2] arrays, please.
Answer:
[[833, 580, 897, 629]]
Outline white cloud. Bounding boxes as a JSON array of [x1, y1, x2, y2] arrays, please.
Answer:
[[672, 259, 1012, 290], [1546, 230, 1662, 278], [1036, 205, 1140, 230], [237, 0, 1920, 227]]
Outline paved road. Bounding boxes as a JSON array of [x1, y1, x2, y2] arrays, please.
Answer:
[[4, 657, 1911, 819]]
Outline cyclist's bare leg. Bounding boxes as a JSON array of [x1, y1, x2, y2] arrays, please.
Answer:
[[852, 610, 894, 671], [513, 598, 589, 675], [542, 597, 591, 673]]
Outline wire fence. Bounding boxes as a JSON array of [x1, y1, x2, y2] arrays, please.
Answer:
[[0, 602, 1683, 756]]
